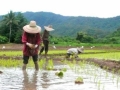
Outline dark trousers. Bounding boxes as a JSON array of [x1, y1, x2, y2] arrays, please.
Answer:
[[23, 54, 38, 64]]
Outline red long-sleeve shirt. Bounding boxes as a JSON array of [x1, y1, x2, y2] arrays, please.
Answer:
[[22, 31, 42, 56]]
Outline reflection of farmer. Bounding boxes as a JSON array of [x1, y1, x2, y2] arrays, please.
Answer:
[[66, 47, 84, 58], [22, 70, 38, 90], [39, 25, 54, 57], [41, 72, 50, 88], [22, 20, 42, 70]]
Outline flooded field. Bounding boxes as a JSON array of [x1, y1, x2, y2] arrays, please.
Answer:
[[1, 63, 120, 90], [0, 44, 120, 90]]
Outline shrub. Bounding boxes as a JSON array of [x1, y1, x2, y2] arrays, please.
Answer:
[[0, 35, 8, 43]]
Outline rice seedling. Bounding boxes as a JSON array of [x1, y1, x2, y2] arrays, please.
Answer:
[[38, 59, 46, 70], [97, 80, 101, 90], [55, 71, 64, 78], [94, 74, 98, 82], [81, 60, 87, 67], [61, 68, 67, 72], [75, 76, 84, 84], [46, 59, 54, 70], [116, 77, 120, 88], [105, 71, 108, 79], [0, 59, 22, 67]]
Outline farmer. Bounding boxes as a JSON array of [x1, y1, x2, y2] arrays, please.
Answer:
[[39, 25, 54, 58], [66, 47, 84, 58], [22, 20, 42, 70]]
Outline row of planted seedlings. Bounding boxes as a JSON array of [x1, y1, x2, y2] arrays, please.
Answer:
[[0, 51, 23, 68], [81, 49, 120, 60], [79, 50, 120, 90], [62, 58, 120, 90], [81, 50, 120, 86], [1, 56, 120, 89], [0, 49, 120, 67], [38, 57, 120, 89], [47, 58, 120, 89]]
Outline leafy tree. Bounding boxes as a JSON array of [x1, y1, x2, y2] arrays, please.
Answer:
[[2, 10, 19, 43], [82, 35, 94, 43], [76, 32, 94, 43], [0, 12, 28, 43], [76, 32, 84, 42], [14, 12, 28, 43]]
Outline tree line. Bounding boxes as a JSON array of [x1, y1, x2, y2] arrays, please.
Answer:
[[0, 11, 120, 44]]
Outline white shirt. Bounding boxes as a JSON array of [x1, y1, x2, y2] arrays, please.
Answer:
[[67, 48, 79, 55]]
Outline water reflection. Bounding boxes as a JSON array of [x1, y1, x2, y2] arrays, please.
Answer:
[[22, 70, 38, 90], [41, 72, 50, 88], [1, 64, 120, 90]]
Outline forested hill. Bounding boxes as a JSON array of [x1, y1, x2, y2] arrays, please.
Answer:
[[1, 11, 120, 38]]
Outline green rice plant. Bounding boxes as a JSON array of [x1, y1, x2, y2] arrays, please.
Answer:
[[105, 71, 108, 79], [55, 71, 64, 78], [67, 61, 75, 70], [94, 74, 98, 82], [78, 60, 86, 69], [116, 77, 120, 88], [97, 80, 101, 90], [48, 50, 66, 55], [0, 59, 22, 67], [61, 68, 67, 72], [110, 69, 116, 83], [118, 70, 120, 74], [27, 58, 35, 67], [39, 59, 46, 70], [75, 76, 84, 84], [46, 59, 54, 70], [61, 59, 69, 64], [81, 51, 120, 61], [72, 59, 76, 64]]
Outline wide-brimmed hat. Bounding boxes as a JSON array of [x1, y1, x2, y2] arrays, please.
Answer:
[[44, 25, 54, 31], [23, 21, 41, 33], [77, 47, 84, 53]]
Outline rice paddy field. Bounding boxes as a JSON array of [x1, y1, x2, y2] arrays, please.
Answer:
[[0, 44, 120, 90]]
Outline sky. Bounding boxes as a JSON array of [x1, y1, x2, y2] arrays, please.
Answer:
[[0, 0, 120, 18]]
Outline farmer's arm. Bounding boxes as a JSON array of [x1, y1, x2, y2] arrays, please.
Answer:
[[22, 31, 27, 44], [22, 31, 33, 48]]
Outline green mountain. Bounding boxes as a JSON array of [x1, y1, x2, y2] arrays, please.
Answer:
[[1, 11, 120, 38]]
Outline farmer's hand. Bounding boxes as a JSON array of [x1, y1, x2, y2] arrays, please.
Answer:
[[26, 43, 35, 49], [34, 44, 38, 48]]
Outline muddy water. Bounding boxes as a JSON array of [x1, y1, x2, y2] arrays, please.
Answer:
[[0, 64, 120, 90]]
